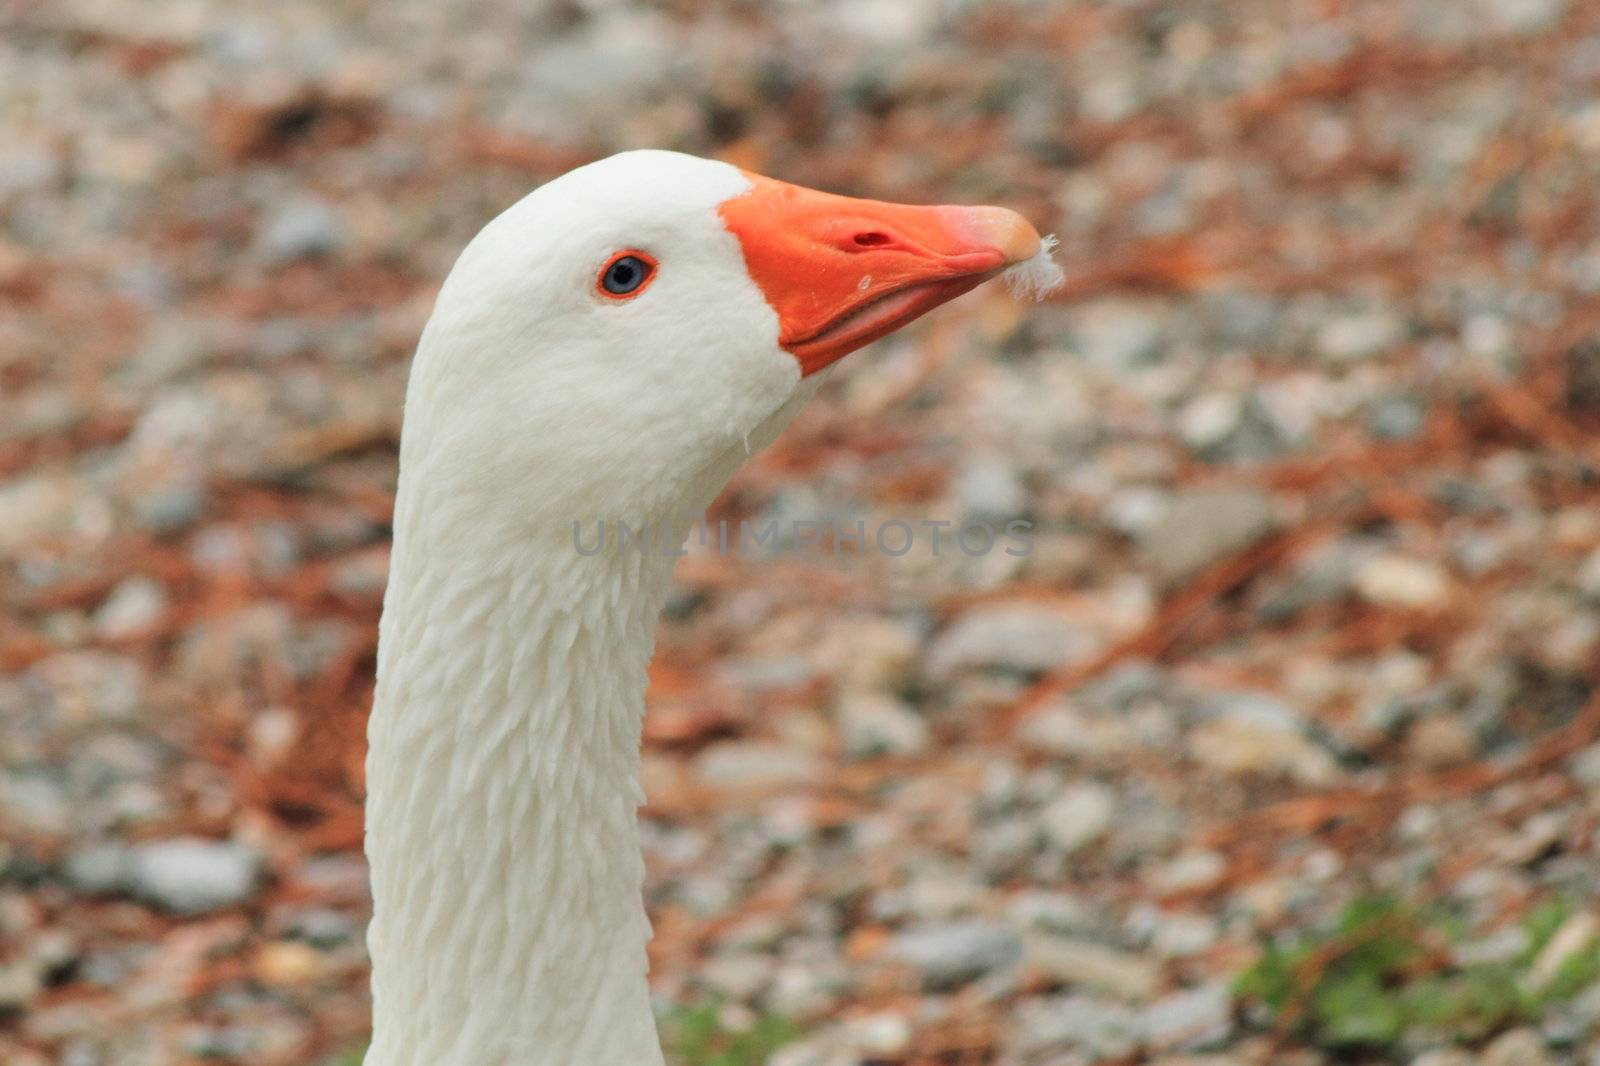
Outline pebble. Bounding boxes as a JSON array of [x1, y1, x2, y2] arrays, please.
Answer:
[[1188, 692, 1340, 784], [886, 920, 1023, 989], [1528, 912, 1599, 990], [1405, 714, 1478, 767], [1024, 934, 1161, 999], [1570, 743, 1600, 788], [1367, 393, 1427, 441], [1479, 0, 1568, 35], [252, 941, 321, 986], [285, 908, 357, 947], [0, 956, 44, 1012], [699, 952, 775, 1000], [134, 484, 205, 534], [1139, 983, 1233, 1051], [1577, 547, 1600, 601], [837, 693, 929, 758], [1140, 487, 1275, 582], [766, 956, 851, 1019], [694, 742, 820, 790], [0, 475, 79, 553], [61, 843, 133, 895], [92, 577, 168, 640], [1071, 300, 1167, 368], [1038, 782, 1118, 854], [1316, 309, 1405, 362], [1482, 1027, 1552, 1066], [1409, 1051, 1474, 1066], [1149, 912, 1221, 958], [923, 604, 1099, 681], [128, 838, 262, 914], [1144, 851, 1227, 897], [1179, 392, 1243, 452], [1009, 891, 1100, 935], [1354, 554, 1452, 608], [839, 1012, 912, 1056], [1011, 994, 1138, 1058], [954, 456, 1028, 518], [258, 196, 345, 263], [1019, 703, 1135, 759]]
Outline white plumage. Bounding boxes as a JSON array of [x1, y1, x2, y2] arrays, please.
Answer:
[[363, 150, 1054, 1066]]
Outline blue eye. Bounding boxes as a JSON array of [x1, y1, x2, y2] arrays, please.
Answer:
[[598, 252, 656, 298]]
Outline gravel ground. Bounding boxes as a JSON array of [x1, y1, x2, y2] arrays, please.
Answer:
[[2, 1, 1599, 1064]]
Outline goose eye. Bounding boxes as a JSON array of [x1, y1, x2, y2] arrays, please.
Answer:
[[597, 251, 656, 299]]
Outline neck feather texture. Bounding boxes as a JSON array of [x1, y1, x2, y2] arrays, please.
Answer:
[[364, 476, 677, 1066]]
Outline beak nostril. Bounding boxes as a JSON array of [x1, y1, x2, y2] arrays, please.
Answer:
[[853, 231, 891, 248]]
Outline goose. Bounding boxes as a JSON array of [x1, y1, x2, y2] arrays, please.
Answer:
[[362, 149, 1060, 1066]]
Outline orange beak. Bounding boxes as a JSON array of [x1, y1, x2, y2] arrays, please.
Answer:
[[718, 172, 1043, 376]]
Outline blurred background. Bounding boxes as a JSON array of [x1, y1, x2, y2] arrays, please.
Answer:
[[3, 1, 1600, 1064]]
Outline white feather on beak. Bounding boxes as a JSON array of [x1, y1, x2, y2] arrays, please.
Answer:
[[1003, 233, 1065, 300]]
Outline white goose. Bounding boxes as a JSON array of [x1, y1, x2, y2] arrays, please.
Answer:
[[363, 149, 1058, 1066]]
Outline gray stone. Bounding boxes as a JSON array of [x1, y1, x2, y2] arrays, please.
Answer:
[[1482, 1027, 1552, 1066], [92, 577, 168, 640], [133, 484, 205, 534], [1038, 782, 1117, 854], [0, 475, 79, 553], [1024, 934, 1161, 999], [1148, 912, 1221, 958], [695, 742, 820, 789], [1316, 309, 1405, 362], [1577, 547, 1600, 602], [258, 196, 345, 263], [837, 693, 929, 758], [1528, 912, 1599, 990], [1071, 300, 1167, 368], [1106, 485, 1172, 539], [700, 952, 775, 1000], [30, 651, 145, 723], [766, 954, 852, 1019], [1570, 743, 1600, 788], [1019, 703, 1135, 759], [129, 838, 262, 914], [1409, 1050, 1473, 1066], [887, 920, 1022, 988], [1011, 994, 1138, 1058], [1368, 393, 1427, 440], [1179, 392, 1243, 452], [286, 908, 357, 947], [954, 457, 1027, 519], [1140, 487, 1275, 582], [839, 1012, 912, 1057], [0, 770, 69, 835], [924, 605, 1099, 681], [1139, 983, 1233, 1050], [0, 956, 43, 1012], [970, 816, 1040, 879], [1478, 0, 1567, 35], [1144, 851, 1227, 897], [714, 654, 813, 692], [61, 843, 133, 895], [1008, 891, 1100, 935], [1354, 554, 1451, 608], [1188, 692, 1340, 784]]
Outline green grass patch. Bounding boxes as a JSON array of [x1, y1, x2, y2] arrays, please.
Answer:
[[661, 1001, 800, 1066], [1235, 893, 1599, 1051], [321, 1048, 366, 1066]]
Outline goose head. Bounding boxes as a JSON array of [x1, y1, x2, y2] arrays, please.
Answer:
[[399, 149, 1048, 529]]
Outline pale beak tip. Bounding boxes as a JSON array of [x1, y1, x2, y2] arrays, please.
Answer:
[[957, 205, 1043, 265]]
